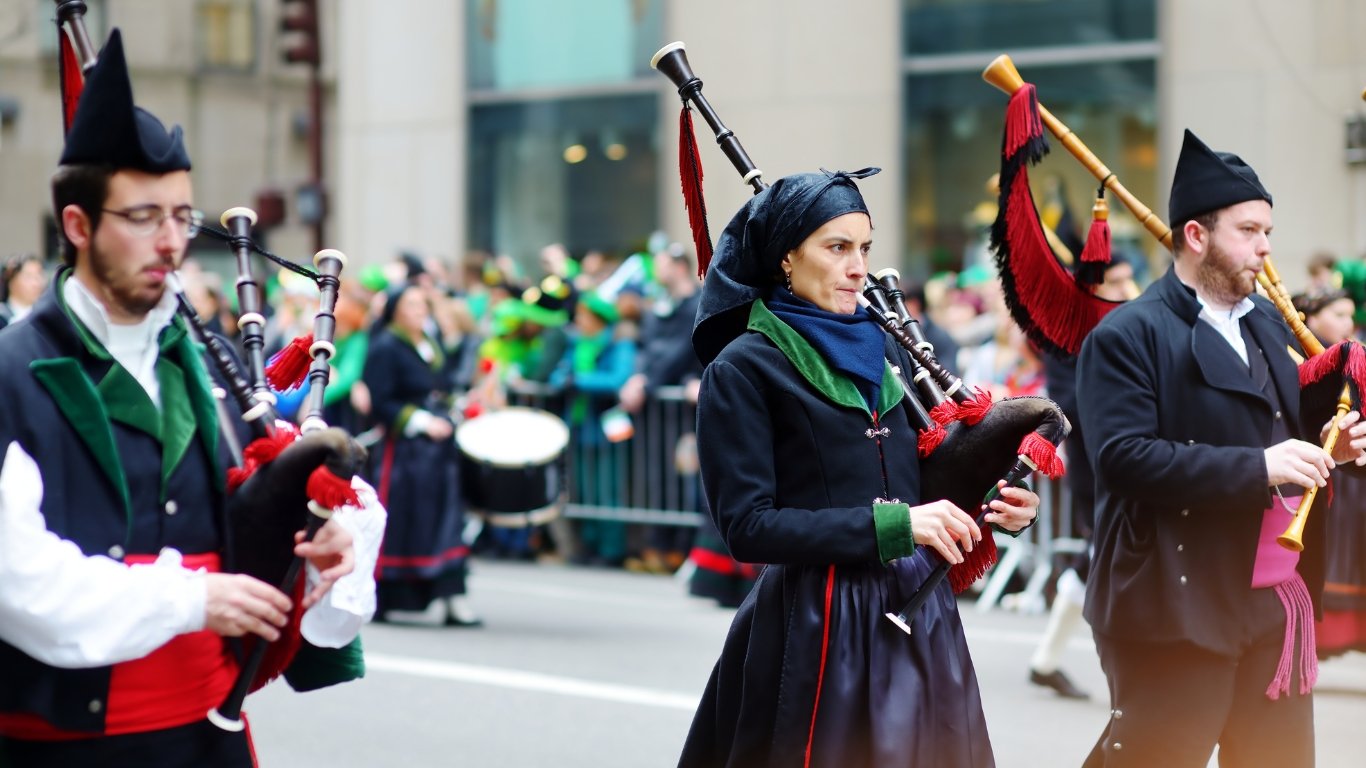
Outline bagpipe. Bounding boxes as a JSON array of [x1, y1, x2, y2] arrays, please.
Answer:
[[52, 0, 368, 732], [981, 53, 1366, 552], [650, 42, 1069, 634]]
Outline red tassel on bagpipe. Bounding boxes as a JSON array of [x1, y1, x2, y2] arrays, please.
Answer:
[[1020, 430, 1067, 479], [265, 333, 314, 392], [991, 78, 1121, 357], [306, 464, 361, 511], [949, 534, 997, 594], [927, 400, 960, 428], [917, 423, 947, 458], [226, 425, 300, 492], [679, 105, 714, 278], [956, 388, 994, 426], [58, 31, 83, 134], [1080, 197, 1111, 265]]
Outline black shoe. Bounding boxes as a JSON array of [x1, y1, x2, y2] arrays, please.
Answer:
[[1029, 668, 1089, 700]]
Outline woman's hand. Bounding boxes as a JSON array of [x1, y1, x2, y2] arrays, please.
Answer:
[[909, 500, 980, 564], [982, 480, 1039, 532]]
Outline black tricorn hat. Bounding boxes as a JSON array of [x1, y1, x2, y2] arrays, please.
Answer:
[[1168, 129, 1270, 228], [59, 29, 191, 172]]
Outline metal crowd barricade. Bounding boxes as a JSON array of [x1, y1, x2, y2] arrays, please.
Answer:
[[974, 471, 1082, 614], [503, 381, 703, 527]]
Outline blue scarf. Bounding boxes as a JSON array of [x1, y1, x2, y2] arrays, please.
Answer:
[[767, 287, 886, 410]]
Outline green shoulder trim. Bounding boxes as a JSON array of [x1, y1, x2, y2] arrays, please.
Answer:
[[97, 364, 160, 438], [30, 358, 133, 535], [167, 322, 223, 493], [746, 301, 903, 416], [873, 501, 916, 562]]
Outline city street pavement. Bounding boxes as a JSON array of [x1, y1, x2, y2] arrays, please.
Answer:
[[247, 559, 1366, 767]]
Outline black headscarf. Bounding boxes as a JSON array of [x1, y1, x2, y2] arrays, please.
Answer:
[[692, 168, 880, 364]]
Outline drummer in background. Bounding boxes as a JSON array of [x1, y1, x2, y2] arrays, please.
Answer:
[[551, 290, 637, 567], [364, 282, 481, 626]]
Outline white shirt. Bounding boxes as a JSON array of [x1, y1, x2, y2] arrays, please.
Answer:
[[0, 280, 387, 666], [1178, 274, 1256, 366]]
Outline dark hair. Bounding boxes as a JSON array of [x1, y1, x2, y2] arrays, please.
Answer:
[[50, 164, 115, 266], [1171, 210, 1219, 256], [1292, 288, 1351, 318], [0, 253, 43, 302]]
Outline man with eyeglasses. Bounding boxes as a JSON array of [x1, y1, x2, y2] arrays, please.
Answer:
[[0, 30, 373, 767]]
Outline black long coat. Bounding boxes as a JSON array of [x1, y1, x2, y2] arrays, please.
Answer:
[[1077, 267, 1326, 655], [680, 302, 992, 768]]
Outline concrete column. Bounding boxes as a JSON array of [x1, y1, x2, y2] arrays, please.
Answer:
[[335, 0, 464, 269]]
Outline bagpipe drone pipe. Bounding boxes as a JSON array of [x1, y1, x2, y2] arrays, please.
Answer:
[[650, 42, 1069, 634], [982, 53, 1366, 553], [52, 1, 369, 732]]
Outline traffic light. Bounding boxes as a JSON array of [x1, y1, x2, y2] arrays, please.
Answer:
[[279, 0, 319, 66]]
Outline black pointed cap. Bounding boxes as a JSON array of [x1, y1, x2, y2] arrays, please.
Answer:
[[1168, 129, 1269, 227], [59, 30, 191, 172]]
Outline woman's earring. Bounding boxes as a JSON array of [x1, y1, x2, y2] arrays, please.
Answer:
[[784, 272, 792, 291]]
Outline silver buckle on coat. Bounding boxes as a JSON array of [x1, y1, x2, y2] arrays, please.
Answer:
[[865, 426, 890, 439]]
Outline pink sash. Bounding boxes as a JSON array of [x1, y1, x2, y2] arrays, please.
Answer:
[[1252, 499, 1318, 699]]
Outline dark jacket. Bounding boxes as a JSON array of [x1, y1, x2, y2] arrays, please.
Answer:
[[1077, 266, 1326, 654], [0, 274, 234, 733]]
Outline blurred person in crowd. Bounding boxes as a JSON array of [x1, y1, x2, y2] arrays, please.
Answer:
[[0, 253, 48, 330], [320, 279, 377, 435], [1306, 251, 1338, 294], [364, 283, 480, 626], [479, 275, 573, 386], [960, 313, 1046, 401], [678, 168, 1038, 767], [552, 290, 637, 567], [901, 280, 961, 378], [1292, 288, 1366, 660], [174, 258, 231, 338], [617, 243, 703, 574], [1028, 252, 1139, 700]]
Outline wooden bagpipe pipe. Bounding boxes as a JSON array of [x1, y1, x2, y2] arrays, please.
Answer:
[[52, 1, 367, 732], [981, 53, 1366, 553], [650, 42, 1069, 634]]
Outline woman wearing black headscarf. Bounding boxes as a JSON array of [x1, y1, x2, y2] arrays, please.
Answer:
[[364, 282, 479, 626], [678, 169, 1038, 768]]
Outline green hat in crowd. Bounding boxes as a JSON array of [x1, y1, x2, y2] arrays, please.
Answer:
[[579, 289, 619, 324], [1334, 259, 1366, 327]]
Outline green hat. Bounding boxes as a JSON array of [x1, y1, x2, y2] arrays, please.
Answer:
[[580, 290, 619, 324], [1334, 259, 1366, 327], [358, 264, 389, 293]]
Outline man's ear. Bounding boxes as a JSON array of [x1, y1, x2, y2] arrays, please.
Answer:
[[61, 205, 93, 252], [1181, 219, 1208, 257]]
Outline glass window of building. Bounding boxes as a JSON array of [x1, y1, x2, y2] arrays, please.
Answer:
[[902, 0, 1158, 280], [465, 0, 662, 271], [468, 94, 658, 266], [197, 0, 257, 72]]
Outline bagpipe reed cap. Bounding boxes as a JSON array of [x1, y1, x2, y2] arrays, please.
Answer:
[[313, 248, 347, 268], [220, 206, 258, 228], [651, 41, 686, 70], [875, 267, 901, 281]]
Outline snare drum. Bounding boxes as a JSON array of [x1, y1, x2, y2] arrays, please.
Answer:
[[456, 407, 569, 527]]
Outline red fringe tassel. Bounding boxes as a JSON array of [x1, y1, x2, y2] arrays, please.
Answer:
[[265, 334, 314, 392], [927, 400, 960, 427], [306, 465, 361, 510], [1080, 213, 1111, 264], [679, 106, 714, 278], [917, 424, 947, 458], [1020, 431, 1066, 479], [1003, 84, 1043, 160], [226, 425, 300, 492], [949, 536, 998, 594], [957, 389, 994, 426]]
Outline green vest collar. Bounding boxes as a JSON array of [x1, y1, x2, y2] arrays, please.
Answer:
[[747, 300, 903, 417]]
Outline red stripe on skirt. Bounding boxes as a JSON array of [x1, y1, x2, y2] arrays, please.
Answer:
[[377, 545, 470, 569], [804, 564, 836, 768]]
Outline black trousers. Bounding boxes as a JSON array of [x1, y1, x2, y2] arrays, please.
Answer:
[[0, 719, 254, 768], [1083, 592, 1313, 768]]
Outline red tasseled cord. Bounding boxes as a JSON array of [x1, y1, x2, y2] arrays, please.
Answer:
[[1080, 196, 1111, 264], [1345, 342, 1366, 397], [265, 334, 314, 392], [917, 423, 947, 458], [949, 536, 998, 594], [1020, 431, 1066, 479], [59, 31, 83, 134], [927, 400, 960, 427], [679, 106, 714, 278], [1003, 84, 1043, 160], [957, 389, 994, 426], [1299, 341, 1346, 388], [306, 465, 361, 510]]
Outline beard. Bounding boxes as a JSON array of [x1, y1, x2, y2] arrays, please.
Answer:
[[1194, 239, 1257, 307], [87, 239, 171, 319]]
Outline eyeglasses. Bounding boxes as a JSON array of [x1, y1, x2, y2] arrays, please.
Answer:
[[100, 206, 205, 239]]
